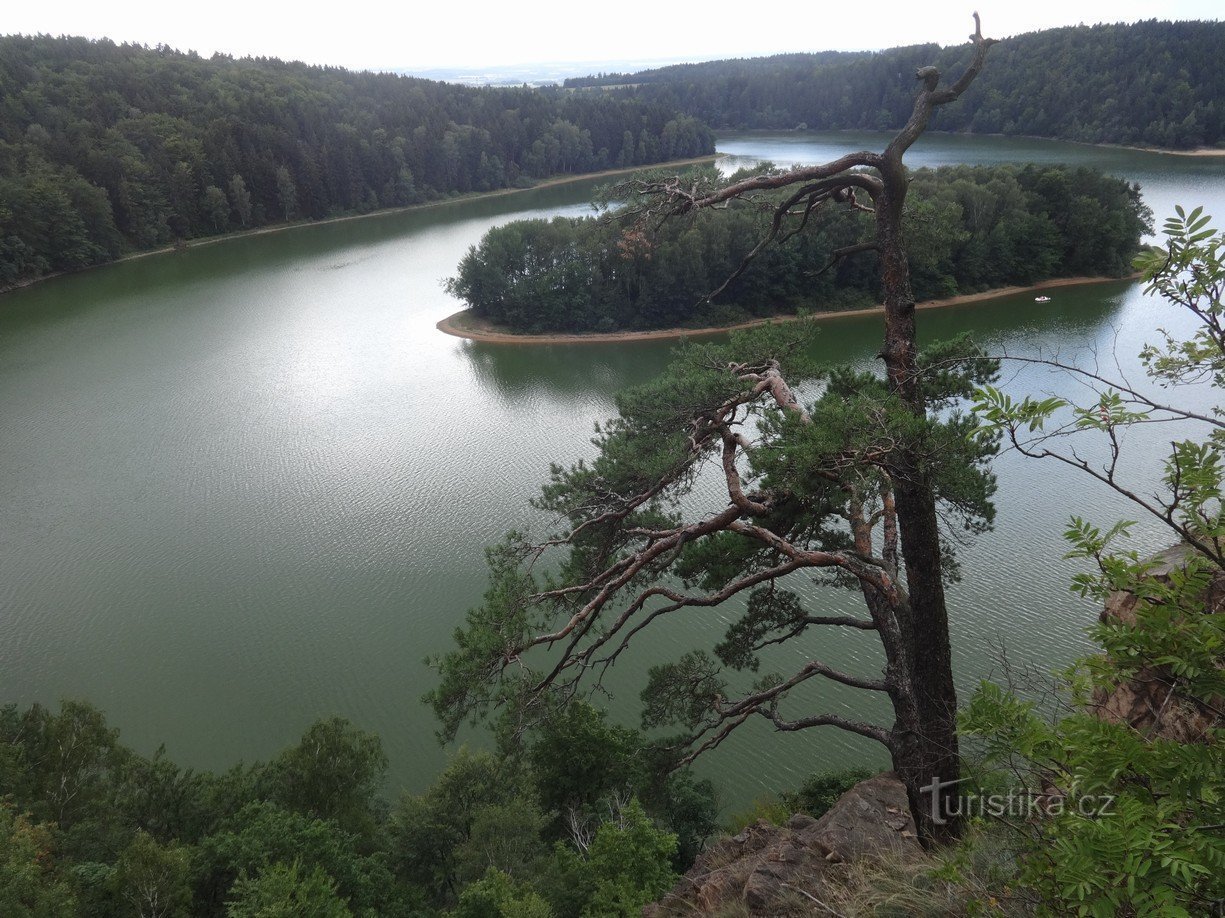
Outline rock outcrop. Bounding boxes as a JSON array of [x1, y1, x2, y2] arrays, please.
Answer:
[[645, 772, 921, 916], [1093, 544, 1223, 743]]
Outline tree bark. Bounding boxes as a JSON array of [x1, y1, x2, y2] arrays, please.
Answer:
[[446, 16, 1000, 848], [873, 128, 964, 845]]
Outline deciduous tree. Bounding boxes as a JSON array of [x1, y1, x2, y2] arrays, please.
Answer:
[[228, 176, 252, 228], [964, 207, 1225, 916], [276, 167, 297, 222]]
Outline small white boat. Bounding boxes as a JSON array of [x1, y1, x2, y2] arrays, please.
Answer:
[[1034, 295, 1051, 302]]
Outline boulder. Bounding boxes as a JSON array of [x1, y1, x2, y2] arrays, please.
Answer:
[[1094, 544, 1223, 743], [645, 772, 920, 916]]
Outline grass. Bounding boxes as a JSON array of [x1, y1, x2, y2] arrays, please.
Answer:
[[817, 822, 1033, 917]]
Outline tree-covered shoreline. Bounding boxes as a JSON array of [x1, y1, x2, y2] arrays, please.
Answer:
[[446, 163, 1151, 335], [436, 274, 1136, 345], [0, 154, 716, 296], [565, 20, 1225, 151], [0, 35, 715, 287]]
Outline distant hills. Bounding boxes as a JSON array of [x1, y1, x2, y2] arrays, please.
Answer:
[[565, 20, 1225, 150], [399, 58, 711, 88], [0, 35, 712, 285], [3, 19, 1222, 290]]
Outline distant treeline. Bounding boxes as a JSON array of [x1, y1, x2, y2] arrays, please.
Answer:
[[0, 35, 714, 286], [447, 164, 1150, 334], [565, 21, 1225, 151]]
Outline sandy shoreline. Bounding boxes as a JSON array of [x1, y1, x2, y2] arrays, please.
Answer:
[[436, 274, 1138, 346], [6, 127, 1218, 299], [1111, 143, 1225, 158], [0, 155, 718, 297], [721, 128, 1225, 159]]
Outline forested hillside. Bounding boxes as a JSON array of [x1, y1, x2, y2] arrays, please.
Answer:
[[447, 163, 1150, 333], [0, 35, 714, 286], [566, 20, 1225, 150], [0, 699, 727, 916]]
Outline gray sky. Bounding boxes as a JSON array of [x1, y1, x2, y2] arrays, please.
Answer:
[[5, 0, 1222, 72]]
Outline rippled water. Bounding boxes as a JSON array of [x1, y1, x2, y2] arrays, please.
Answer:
[[1, 134, 1221, 806]]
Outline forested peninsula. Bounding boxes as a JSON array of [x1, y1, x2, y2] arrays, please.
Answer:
[[445, 163, 1150, 334], [0, 35, 714, 287], [565, 20, 1225, 150]]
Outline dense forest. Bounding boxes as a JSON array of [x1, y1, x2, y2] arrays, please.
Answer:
[[565, 21, 1225, 150], [446, 163, 1150, 334], [0, 35, 714, 286], [0, 697, 872, 916]]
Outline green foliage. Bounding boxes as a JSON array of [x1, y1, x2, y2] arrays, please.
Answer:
[[448, 868, 553, 918], [962, 208, 1225, 917], [565, 21, 1225, 151], [202, 185, 229, 232], [228, 175, 252, 228], [226, 861, 352, 918], [429, 315, 997, 853], [1136, 205, 1225, 402], [0, 706, 422, 915], [779, 767, 875, 819], [389, 748, 534, 903], [113, 830, 192, 918], [113, 745, 216, 846], [0, 704, 895, 917], [580, 800, 677, 918], [274, 167, 297, 222], [641, 651, 727, 729], [425, 536, 548, 746], [448, 164, 1149, 333], [0, 699, 133, 861], [257, 717, 388, 841], [723, 796, 792, 833], [713, 589, 807, 672], [525, 703, 717, 870], [641, 769, 718, 871], [0, 166, 123, 282], [196, 800, 397, 915], [453, 801, 548, 887], [528, 703, 646, 823], [0, 34, 715, 285], [426, 324, 824, 741], [0, 802, 77, 916], [963, 662, 1225, 914]]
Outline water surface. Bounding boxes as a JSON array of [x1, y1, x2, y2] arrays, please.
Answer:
[[1, 133, 1221, 805]]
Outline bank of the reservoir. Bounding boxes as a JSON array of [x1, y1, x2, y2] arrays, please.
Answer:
[[436, 274, 1140, 345], [4, 129, 1216, 807], [0, 155, 719, 297], [722, 128, 1225, 159]]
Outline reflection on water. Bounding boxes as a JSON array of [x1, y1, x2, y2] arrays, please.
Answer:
[[0, 133, 1220, 806], [461, 339, 673, 399]]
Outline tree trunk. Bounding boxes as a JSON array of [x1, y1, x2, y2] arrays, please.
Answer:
[[501, 13, 998, 849], [876, 162, 963, 844]]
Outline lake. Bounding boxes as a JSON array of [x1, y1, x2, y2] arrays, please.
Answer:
[[1, 132, 1220, 807]]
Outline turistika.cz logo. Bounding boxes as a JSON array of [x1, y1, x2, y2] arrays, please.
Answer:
[[920, 776, 1117, 826]]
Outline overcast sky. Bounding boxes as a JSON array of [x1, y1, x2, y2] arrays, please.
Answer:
[[5, 0, 1222, 72]]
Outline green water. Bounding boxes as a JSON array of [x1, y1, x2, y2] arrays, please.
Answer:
[[1, 133, 1221, 806]]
